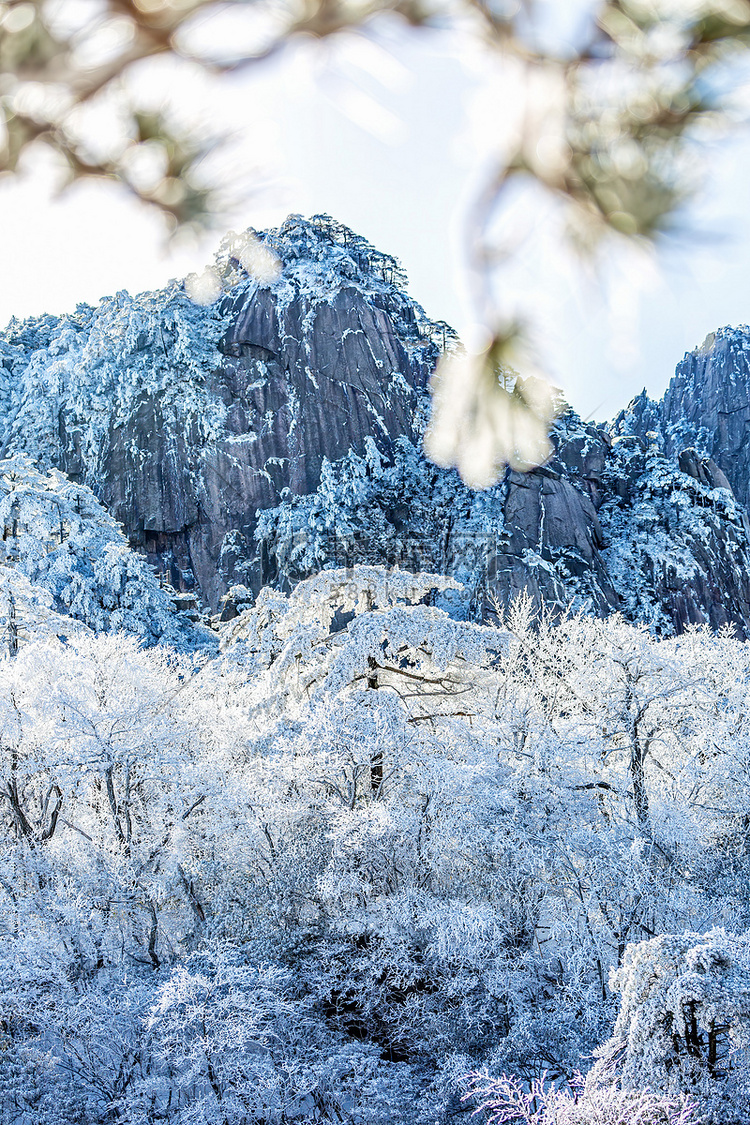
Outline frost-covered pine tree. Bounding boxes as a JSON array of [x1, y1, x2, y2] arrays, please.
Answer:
[[0, 286, 227, 473]]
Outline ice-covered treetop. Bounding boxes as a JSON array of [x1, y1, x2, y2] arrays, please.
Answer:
[[218, 564, 507, 705], [221, 565, 462, 653]]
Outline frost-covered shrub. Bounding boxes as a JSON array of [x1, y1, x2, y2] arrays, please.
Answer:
[[464, 1072, 698, 1125], [142, 949, 419, 1125], [592, 930, 750, 1122], [0, 938, 153, 1125]]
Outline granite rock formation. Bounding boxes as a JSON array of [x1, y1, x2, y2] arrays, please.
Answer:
[[251, 417, 620, 624], [0, 218, 442, 610], [613, 326, 750, 508], [3, 215, 750, 636]]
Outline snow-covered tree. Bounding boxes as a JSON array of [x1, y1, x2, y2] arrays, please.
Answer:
[[0, 456, 213, 649], [143, 950, 416, 1124], [3, 563, 750, 1121], [591, 930, 750, 1123], [464, 1070, 697, 1125]]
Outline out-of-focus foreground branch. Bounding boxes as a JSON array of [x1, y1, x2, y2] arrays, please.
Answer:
[[2, 0, 750, 482]]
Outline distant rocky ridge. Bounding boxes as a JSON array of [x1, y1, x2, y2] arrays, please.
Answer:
[[3, 215, 750, 637], [613, 327, 750, 508]]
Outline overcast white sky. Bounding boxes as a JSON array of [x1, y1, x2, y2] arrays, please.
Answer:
[[3, 13, 750, 423]]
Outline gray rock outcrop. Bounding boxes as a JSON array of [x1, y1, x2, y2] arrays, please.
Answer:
[[613, 326, 750, 508], [110, 280, 436, 609]]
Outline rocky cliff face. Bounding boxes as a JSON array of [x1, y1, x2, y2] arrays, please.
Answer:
[[613, 326, 750, 508], [252, 396, 750, 638], [250, 417, 620, 624], [663, 328, 750, 508], [4, 215, 750, 637], [605, 324, 750, 635], [0, 217, 442, 610]]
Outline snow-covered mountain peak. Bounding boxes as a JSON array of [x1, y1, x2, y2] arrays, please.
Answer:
[[690, 323, 750, 357], [211, 214, 457, 356], [5, 216, 750, 639]]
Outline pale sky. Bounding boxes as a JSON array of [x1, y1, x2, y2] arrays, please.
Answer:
[[3, 16, 750, 423]]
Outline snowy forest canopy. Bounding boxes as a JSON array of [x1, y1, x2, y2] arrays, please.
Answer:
[[3, 549, 750, 1124]]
